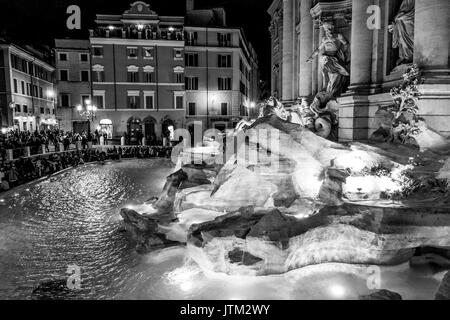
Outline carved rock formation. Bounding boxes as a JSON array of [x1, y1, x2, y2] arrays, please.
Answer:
[[187, 204, 450, 276]]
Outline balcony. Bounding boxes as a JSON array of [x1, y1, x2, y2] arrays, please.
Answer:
[[90, 27, 184, 41]]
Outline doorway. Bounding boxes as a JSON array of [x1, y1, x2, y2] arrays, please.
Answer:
[[127, 117, 142, 145]]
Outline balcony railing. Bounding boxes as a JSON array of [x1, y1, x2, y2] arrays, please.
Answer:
[[90, 28, 184, 41]]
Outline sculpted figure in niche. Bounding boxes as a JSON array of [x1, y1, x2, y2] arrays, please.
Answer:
[[306, 21, 350, 97], [388, 0, 415, 66]]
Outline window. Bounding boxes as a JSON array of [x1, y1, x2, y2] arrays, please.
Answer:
[[81, 70, 90, 82], [186, 31, 198, 46], [143, 47, 154, 59], [144, 92, 155, 109], [188, 102, 196, 116], [240, 105, 248, 117], [21, 81, 25, 94], [60, 94, 70, 107], [127, 47, 138, 58], [92, 46, 104, 57], [240, 81, 247, 96], [127, 71, 139, 82], [80, 53, 89, 62], [174, 93, 184, 109], [23, 105, 28, 113], [221, 103, 228, 116], [93, 70, 104, 82], [143, 71, 154, 83], [218, 54, 232, 68], [15, 104, 21, 113], [175, 73, 184, 83], [218, 33, 231, 47], [143, 65, 154, 83], [174, 66, 184, 84], [60, 70, 69, 81], [32, 85, 38, 97], [22, 122, 27, 131], [26, 83, 30, 96], [13, 79, 18, 93], [92, 64, 105, 82], [39, 87, 43, 98], [93, 95, 104, 109], [185, 77, 198, 90], [127, 93, 140, 109], [40, 107, 45, 114], [174, 49, 183, 60], [59, 53, 68, 61], [127, 66, 139, 82], [218, 77, 232, 90], [81, 95, 91, 107], [185, 53, 198, 67]]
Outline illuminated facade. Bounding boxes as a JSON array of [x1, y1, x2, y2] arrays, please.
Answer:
[[0, 41, 56, 131], [268, 0, 450, 141], [184, 7, 259, 133]]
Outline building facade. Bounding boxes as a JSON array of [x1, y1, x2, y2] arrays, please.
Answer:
[[184, 8, 259, 133], [54, 39, 92, 133], [88, 1, 186, 144], [268, 0, 450, 141], [0, 41, 56, 132], [55, 0, 259, 144]]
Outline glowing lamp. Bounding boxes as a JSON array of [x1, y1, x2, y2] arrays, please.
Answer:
[[46, 90, 55, 98], [76, 105, 82, 112], [168, 27, 175, 32]]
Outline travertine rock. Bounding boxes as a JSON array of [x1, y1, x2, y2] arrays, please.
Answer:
[[435, 272, 450, 300], [187, 204, 450, 276], [359, 289, 402, 300]]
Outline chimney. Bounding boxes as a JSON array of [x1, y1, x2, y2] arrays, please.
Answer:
[[186, 0, 194, 12]]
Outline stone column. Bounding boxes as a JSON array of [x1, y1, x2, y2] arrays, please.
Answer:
[[347, 0, 374, 94], [298, 0, 313, 99], [413, 0, 450, 137], [414, 0, 450, 73], [282, 0, 295, 102], [338, 0, 375, 142]]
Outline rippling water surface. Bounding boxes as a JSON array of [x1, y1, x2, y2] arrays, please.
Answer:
[[0, 159, 444, 300], [0, 159, 175, 299]]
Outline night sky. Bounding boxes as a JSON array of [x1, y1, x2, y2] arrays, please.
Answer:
[[0, 0, 273, 84]]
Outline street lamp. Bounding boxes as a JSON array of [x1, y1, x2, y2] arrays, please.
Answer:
[[76, 101, 97, 134]]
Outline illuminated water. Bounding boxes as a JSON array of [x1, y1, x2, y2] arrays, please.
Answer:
[[0, 159, 444, 300]]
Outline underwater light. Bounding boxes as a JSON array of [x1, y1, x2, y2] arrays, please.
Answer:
[[329, 284, 346, 299]]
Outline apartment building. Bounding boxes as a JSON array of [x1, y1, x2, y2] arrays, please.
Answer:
[[184, 7, 259, 133], [54, 39, 92, 133], [0, 40, 56, 132]]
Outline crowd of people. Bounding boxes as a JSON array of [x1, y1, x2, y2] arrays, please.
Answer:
[[0, 143, 173, 193], [0, 129, 97, 159]]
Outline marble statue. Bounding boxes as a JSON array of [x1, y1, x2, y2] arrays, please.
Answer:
[[307, 21, 350, 97], [388, 0, 415, 66]]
